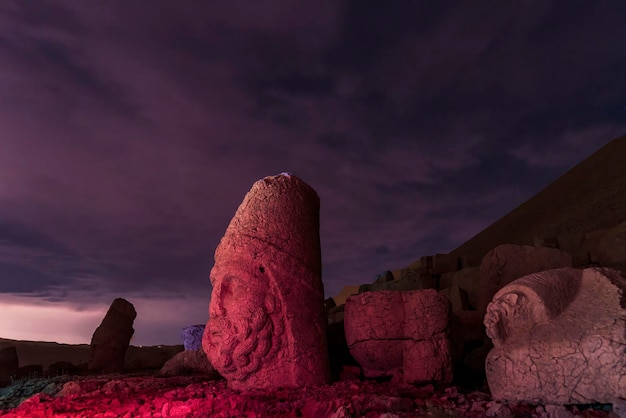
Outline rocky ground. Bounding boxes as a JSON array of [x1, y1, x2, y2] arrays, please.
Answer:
[[0, 371, 620, 418]]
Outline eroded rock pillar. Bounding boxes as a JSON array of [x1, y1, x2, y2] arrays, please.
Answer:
[[88, 298, 136, 373]]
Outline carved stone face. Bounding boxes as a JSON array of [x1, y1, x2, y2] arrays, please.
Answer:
[[204, 261, 283, 383], [202, 173, 330, 389]]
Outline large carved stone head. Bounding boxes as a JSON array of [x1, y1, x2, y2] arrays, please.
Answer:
[[203, 173, 330, 390]]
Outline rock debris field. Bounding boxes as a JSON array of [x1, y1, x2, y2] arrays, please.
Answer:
[[2, 171, 626, 417], [0, 372, 619, 417]]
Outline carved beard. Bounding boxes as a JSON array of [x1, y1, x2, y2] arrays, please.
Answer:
[[208, 306, 284, 382]]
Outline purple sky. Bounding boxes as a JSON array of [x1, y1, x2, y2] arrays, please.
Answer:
[[1, 1, 625, 345]]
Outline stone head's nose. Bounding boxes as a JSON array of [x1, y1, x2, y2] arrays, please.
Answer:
[[209, 281, 227, 317]]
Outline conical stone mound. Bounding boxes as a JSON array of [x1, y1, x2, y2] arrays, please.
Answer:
[[451, 134, 626, 263]]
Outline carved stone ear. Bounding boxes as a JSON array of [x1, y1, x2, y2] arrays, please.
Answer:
[[484, 292, 534, 347], [263, 293, 280, 315]]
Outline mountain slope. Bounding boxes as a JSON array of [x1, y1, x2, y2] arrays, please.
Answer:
[[450, 134, 626, 262]]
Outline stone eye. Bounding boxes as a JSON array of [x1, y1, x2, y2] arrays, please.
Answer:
[[259, 266, 265, 273]]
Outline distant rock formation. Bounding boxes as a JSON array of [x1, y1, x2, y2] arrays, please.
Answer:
[[88, 298, 137, 373], [16, 364, 43, 380], [47, 361, 81, 377], [0, 344, 18, 386], [203, 173, 330, 390], [125, 346, 182, 372], [331, 285, 360, 305]]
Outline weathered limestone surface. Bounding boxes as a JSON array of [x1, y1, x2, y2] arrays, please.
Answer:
[[345, 291, 403, 378], [533, 220, 626, 272], [88, 298, 136, 373], [478, 244, 573, 314], [554, 232, 589, 266], [439, 286, 469, 312], [203, 173, 330, 390], [344, 289, 453, 384], [181, 325, 205, 351], [484, 267, 626, 404], [0, 344, 18, 386], [439, 267, 480, 310], [587, 220, 626, 274]]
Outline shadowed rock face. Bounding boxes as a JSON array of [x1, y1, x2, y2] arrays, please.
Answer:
[[203, 173, 330, 390], [485, 267, 626, 404], [88, 298, 137, 373], [0, 344, 18, 386]]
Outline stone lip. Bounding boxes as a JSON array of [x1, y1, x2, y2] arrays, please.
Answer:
[[1, 373, 618, 417]]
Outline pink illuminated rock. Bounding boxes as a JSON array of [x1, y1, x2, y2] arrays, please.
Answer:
[[345, 291, 404, 378], [203, 173, 330, 390], [1, 374, 551, 417], [484, 267, 626, 404], [344, 289, 453, 384], [478, 244, 573, 314], [88, 298, 137, 373]]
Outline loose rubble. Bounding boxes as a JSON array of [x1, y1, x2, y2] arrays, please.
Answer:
[[0, 374, 619, 417]]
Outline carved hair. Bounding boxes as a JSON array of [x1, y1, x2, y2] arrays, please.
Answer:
[[217, 292, 285, 382]]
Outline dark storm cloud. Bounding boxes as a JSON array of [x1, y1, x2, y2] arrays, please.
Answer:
[[0, 2, 139, 122], [320, 0, 626, 151], [0, 221, 109, 296], [0, 0, 625, 309]]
